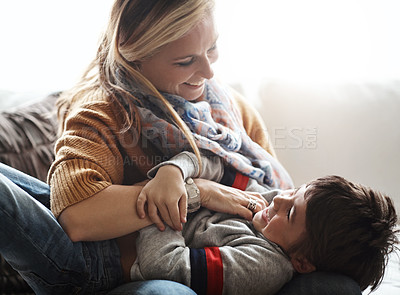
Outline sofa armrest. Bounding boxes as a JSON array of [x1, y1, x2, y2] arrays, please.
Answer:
[[0, 92, 59, 182]]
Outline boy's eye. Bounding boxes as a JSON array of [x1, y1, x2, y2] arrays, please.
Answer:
[[287, 207, 292, 220], [208, 43, 217, 52]]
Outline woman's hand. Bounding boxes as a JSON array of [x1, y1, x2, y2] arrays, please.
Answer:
[[194, 178, 267, 220], [137, 165, 187, 231]]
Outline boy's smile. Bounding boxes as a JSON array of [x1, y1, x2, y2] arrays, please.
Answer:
[[261, 206, 270, 224]]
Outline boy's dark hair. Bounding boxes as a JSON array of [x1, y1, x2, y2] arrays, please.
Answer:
[[290, 175, 398, 291]]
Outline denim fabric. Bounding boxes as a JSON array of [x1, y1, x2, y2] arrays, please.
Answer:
[[109, 274, 362, 295], [108, 274, 362, 295], [0, 166, 123, 294], [0, 163, 50, 207], [107, 280, 197, 295]]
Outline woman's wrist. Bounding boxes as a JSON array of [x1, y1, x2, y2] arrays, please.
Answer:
[[193, 178, 212, 207]]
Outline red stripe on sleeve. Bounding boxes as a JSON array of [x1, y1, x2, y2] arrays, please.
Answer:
[[232, 172, 249, 191], [204, 247, 223, 295]]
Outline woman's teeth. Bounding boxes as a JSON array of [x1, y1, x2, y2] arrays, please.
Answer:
[[185, 81, 203, 86]]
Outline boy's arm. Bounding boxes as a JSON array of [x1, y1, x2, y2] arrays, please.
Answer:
[[130, 225, 191, 285], [131, 213, 294, 295], [147, 151, 277, 206], [147, 151, 224, 181]]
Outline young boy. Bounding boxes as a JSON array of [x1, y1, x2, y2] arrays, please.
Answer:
[[131, 152, 398, 295]]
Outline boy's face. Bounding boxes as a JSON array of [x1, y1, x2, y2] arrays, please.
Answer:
[[253, 185, 308, 253]]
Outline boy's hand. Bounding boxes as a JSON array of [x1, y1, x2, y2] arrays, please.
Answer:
[[137, 165, 187, 231]]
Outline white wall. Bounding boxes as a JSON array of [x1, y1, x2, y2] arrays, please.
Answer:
[[258, 80, 400, 217], [0, 0, 113, 93], [1, 0, 400, 93], [214, 0, 400, 101]]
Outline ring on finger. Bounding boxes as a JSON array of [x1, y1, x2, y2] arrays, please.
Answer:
[[247, 199, 258, 212]]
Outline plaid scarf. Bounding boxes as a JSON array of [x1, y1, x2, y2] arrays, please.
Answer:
[[128, 79, 293, 189]]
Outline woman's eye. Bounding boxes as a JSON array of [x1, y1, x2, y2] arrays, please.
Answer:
[[176, 58, 195, 67]]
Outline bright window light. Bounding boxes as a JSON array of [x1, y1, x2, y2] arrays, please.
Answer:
[[0, 0, 113, 92], [0, 0, 399, 93], [215, 0, 400, 85]]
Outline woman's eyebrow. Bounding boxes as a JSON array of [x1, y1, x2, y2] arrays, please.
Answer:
[[173, 36, 219, 61], [173, 54, 194, 61]]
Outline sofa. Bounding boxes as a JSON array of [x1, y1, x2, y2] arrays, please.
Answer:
[[0, 81, 399, 294], [0, 92, 58, 294]]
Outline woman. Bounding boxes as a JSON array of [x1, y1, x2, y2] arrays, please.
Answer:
[[0, 0, 361, 294]]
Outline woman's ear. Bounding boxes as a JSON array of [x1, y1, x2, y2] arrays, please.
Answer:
[[290, 255, 316, 273]]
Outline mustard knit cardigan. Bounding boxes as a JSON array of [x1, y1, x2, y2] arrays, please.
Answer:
[[48, 89, 276, 218]]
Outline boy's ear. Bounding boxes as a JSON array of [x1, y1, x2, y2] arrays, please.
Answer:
[[290, 255, 316, 273]]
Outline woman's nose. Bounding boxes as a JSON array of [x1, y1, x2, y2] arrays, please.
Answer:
[[199, 56, 214, 80]]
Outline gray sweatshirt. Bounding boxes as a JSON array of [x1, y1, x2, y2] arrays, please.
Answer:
[[130, 152, 294, 295]]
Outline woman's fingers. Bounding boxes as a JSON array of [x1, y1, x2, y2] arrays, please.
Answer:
[[195, 179, 269, 220], [235, 192, 267, 220], [233, 199, 262, 221], [244, 192, 267, 212], [235, 205, 253, 221]]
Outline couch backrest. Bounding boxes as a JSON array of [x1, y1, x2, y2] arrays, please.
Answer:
[[0, 93, 59, 182]]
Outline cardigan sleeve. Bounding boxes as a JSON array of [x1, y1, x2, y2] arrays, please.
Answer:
[[47, 101, 147, 218]]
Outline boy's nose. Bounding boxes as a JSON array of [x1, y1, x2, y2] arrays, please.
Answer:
[[273, 195, 282, 211], [273, 194, 290, 211]]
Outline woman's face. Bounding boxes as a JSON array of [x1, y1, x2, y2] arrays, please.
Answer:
[[139, 14, 219, 101]]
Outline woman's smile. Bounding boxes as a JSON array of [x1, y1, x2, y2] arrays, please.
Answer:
[[183, 80, 205, 89]]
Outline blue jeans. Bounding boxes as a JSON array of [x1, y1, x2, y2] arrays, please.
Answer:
[[0, 163, 361, 294], [107, 280, 197, 295], [0, 164, 196, 295], [0, 164, 123, 294]]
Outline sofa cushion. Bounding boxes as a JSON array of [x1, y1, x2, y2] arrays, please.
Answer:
[[0, 93, 59, 182], [0, 255, 32, 293]]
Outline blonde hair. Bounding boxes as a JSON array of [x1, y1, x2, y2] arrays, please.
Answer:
[[57, 0, 215, 168]]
